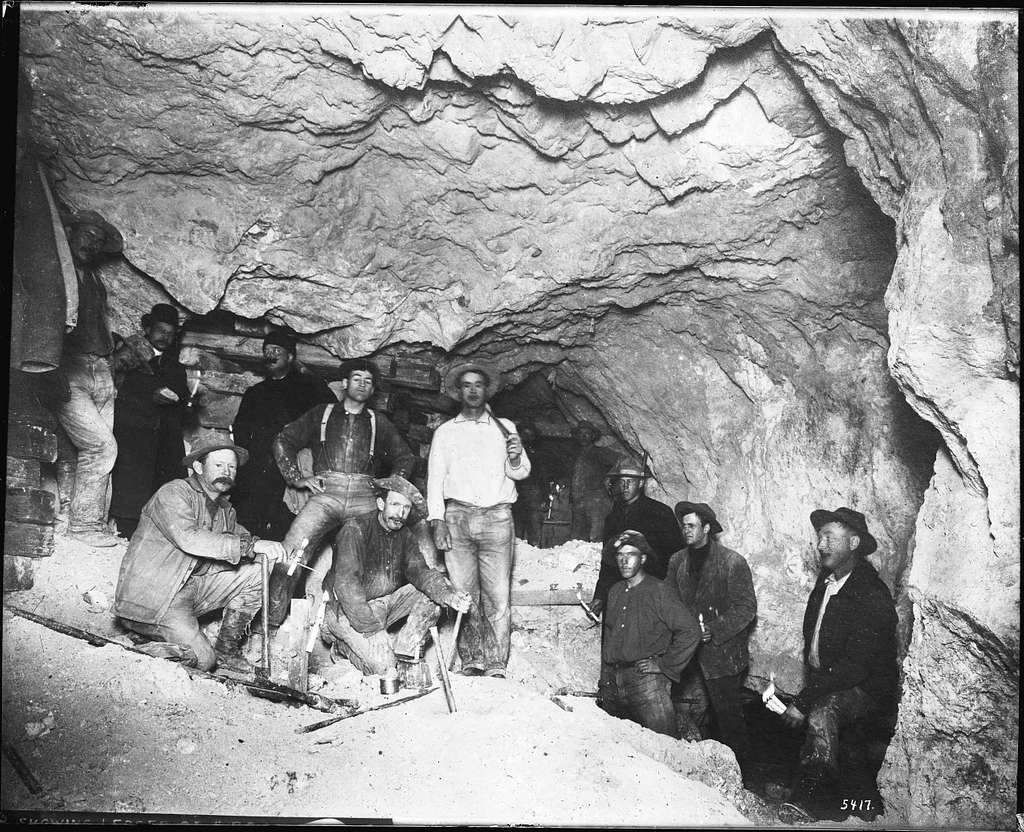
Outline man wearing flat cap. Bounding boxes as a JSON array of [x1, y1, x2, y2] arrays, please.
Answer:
[[781, 507, 898, 820], [590, 457, 683, 615], [665, 502, 756, 777], [270, 357, 415, 626], [107, 303, 193, 539], [52, 209, 125, 548], [321, 476, 472, 680], [427, 361, 531, 678], [232, 330, 335, 540], [569, 421, 618, 542], [114, 435, 286, 674]]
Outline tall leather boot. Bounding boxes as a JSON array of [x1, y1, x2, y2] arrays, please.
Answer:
[[214, 608, 256, 676]]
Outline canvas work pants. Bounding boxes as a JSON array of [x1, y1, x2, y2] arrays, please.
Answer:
[[673, 665, 751, 766], [599, 665, 679, 738], [444, 501, 514, 674], [322, 584, 441, 675], [119, 561, 263, 672], [55, 353, 117, 533]]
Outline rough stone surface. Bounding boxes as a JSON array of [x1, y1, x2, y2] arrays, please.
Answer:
[[16, 8, 1020, 827]]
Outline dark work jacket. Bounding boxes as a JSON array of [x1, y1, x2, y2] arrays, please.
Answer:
[[232, 370, 335, 530], [109, 336, 191, 520], [593, 495, 684, 606], [665, 538, 757, 679], [793, 559, 898, 713]]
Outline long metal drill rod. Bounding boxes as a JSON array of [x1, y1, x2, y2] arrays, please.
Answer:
[[430, 624, 457, 714], [296, 686, 439, 734], [260, 552, 271, 676], [446, 610, 463, 671]]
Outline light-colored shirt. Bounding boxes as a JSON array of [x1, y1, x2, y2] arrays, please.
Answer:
[[426, 411, 531, 520], [808, 570, 852, 669]]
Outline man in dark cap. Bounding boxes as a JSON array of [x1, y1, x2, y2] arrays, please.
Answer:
[[321, 476, 472, 682], [569, 421, 618, 542], [598, 531, 701, 738], [108, 303, 193, 539], [427, 361, 530, 678], [665, 501, 757, 779], [270, 357, 416, 626], [780, 507, 898, 821], [231, 330, 335, 539], [113, 435, 286, 674], [589, 457, 683, 615], [52, 209, 124, 548]]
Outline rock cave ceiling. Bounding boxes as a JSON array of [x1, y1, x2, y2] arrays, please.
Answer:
[[16, 9, 1020, 827]]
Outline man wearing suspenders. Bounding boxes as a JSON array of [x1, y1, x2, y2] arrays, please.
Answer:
[[267, 359, 416, 626]]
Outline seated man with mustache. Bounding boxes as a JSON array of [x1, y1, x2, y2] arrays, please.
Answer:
[[113, 435, 286, 674]]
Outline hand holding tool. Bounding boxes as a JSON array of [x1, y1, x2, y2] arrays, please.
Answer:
[[762, 671, 786, 714], [575, 586, 601, 626], [286, 537, 310, 577]]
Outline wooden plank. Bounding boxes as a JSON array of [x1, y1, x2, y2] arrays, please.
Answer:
[[511, 587, 587, 606], [5, 487, 57, 525], [3, 556, 35, 591], [3, 521, 55, 558], [6, 457, 42, 488], [6, 421, 58, 463]]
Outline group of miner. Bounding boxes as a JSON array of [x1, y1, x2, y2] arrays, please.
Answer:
[[49, 210, 897, 823]]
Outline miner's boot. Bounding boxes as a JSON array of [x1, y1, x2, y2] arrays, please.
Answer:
[[214, 609, 256, 676]]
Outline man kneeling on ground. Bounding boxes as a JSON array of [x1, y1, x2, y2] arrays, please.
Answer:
[[114, 435, 286, 673], [598, 531, 702, 737], [321, 476, 472, 681]]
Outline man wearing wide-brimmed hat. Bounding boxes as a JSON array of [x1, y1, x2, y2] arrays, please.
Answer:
[[320, 476, 472, 682], [114, 434, 286, 675], [590, 457, 683, 615], [427, 360, 531, 678], [780, 507, 898, 821], [51, 209, 125, 548], [232, 329, 335, 540], [665, 501, 756, 777], [270, 357, 416, 626], [107, 303, 193, 540], [568, 420, 618, 542]]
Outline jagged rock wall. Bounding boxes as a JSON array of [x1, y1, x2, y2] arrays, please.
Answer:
[[17, 9, 1019, 827]]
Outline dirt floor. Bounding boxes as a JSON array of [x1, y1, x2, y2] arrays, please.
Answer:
[[1, 532, 867, 826]]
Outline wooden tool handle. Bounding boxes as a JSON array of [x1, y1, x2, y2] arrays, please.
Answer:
[[447, 610, 463, 671], [430, 625, 457, 714]]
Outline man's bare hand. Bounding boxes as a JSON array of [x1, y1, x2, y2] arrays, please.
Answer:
[[506, 433, 523, 463], [588, 597, 605, 617], [431, 519, 452, 551], [293, 475, 326, 494], [153, 386, 180, 404], [254, 540, 287, 563], [634, 658, 662, 675], [445, 589, 473, 614], [781, 703, 806, 729]]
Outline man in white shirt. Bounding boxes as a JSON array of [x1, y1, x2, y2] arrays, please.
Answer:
[[427, 361, 531, 678]]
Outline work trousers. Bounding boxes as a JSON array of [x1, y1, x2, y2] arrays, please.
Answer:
[[119, 561, 263, 672], [444, 501, 514, 674], [322, 584, 441, 675], [570, 493, 611, 542], [268, 472, 377, 625], [55, 353, 117, 533], [599, 666, 679, 738], [513, 500, 544, 547], [801, 686, 879, 780], [673, 665, 751, 766]]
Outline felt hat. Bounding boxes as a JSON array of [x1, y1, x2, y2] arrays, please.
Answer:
[[263, 330, 298, 354], [605, 457, 650, 479], [674, 501, 724, 536], [182, 433, 249, 469], [373, 475, 427, 519], [810, 507, 878, 556], [571, 420, 602, 440], [141, 303, 180, 329], [64, 209, 124, 254], [443, 361, 503, 401]]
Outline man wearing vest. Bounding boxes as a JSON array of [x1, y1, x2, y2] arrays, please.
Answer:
[[268, 358, 416, 626], [427, 361, 530, 678]]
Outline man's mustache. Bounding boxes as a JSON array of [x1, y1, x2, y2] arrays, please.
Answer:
[[213, 476, 234, 486]]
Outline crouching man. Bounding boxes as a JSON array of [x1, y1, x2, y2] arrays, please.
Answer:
[[113, 436, 286, 673], [321, 476, 472, 680], [598, 531, 702, 738]]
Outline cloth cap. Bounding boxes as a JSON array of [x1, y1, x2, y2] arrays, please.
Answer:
[[64, 209, 124, 254], [674, 501, 724, 536], [263, 330, 298, 354], [141, 303, 180, 329], [443, 361, 503, 401], [571, 420, 602, 440], [810, 507, 877, 555], [182, 432, 249, 469], [606, 457, 649, 479], [373, 475, 427, 520], [612, 530, 654, 559]]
